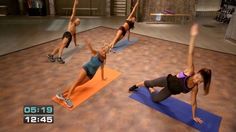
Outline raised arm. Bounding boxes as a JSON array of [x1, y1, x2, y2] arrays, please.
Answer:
[[85, 39, 97, 55], [191, 86, 203, 124], [184, 23, 198, 76], [127, 0, 139, 19], [70, 0, 79, 21]]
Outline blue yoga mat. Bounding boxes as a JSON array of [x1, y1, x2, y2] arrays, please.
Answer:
[[111, 38, 138, 52], [129, 87, 222, 132]]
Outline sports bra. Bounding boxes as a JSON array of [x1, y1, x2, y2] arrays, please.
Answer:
[[177, 72, 193, 93], [125, 20, 134, 29], [167, 72, 193, 94]]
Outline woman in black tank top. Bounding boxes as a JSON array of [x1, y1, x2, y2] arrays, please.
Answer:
[[128, 24, 212, 124], [108, 0, 139, 52]]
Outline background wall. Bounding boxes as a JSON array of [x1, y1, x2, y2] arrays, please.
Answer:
[[0, 0, 20, 15], [139, 0, 196, 22], [196, 0, 221, 16], [55, 0, 107, 16], [196, 0, 221, 11], [0, 0, 224, 17]]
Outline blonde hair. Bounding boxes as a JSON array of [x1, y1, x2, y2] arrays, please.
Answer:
[[103, 44, 110, 53]]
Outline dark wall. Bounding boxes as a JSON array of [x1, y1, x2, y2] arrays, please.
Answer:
[[221, 0, 236, 6], [0, 0, 20, 15], [141, 0, 196, 22], [0, 0, 106, 16], [55, 0, 106, 16]]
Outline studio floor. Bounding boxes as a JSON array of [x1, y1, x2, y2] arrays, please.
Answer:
[[0, 26, 236, 132]]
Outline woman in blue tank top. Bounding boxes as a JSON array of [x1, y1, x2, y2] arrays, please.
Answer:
[[55, 39, 109, 108], [129, 24, 212, 124]]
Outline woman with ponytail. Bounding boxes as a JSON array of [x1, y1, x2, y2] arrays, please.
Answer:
[[129, 23, 212, 124]]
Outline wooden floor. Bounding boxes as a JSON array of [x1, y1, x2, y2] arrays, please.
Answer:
[[0, 27, 235, 132]]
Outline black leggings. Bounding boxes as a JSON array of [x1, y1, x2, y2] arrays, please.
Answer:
[[144, 76, 172, 103]]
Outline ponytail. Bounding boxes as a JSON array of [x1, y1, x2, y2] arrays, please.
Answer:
[[198, 68, 212, 95]]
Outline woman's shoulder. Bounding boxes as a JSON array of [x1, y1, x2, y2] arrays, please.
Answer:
[[183, 69, 195, 77], [125, 19, 131, 22], [176, 71, 185, 78], [97, 53, 106, 61]]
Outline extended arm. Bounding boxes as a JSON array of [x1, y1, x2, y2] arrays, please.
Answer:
[[70, 0, 79, 21], [101, 62, 105, 80], [127, 30, 130, 41], [184, 23, 198, 76], [127, 0, 139, 19], [101, 57, 106, 80], [191, 86, 203, 124], [73, 34, 77, 46], [85, 39, 97, 55]]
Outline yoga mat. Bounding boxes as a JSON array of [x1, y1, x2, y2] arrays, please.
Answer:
[[52, 67, 121, 110], [129, 87, 222, 132], [111, 38, 138, 52]]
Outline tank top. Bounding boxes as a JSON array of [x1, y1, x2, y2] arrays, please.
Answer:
[[83, 54, 103, 75], [177, 72, 192, 93], [125, 20, 134, 29], [167, 72, 192, 95]]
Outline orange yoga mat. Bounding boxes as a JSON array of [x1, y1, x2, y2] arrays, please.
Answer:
[[52, 67, 121, 110]]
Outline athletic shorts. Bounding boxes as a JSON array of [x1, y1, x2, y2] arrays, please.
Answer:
[[118, 26, 126, 36], [62, 31, 72, 48]]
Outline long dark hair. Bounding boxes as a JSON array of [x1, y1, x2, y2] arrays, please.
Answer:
[[198, 68, 212, 95]]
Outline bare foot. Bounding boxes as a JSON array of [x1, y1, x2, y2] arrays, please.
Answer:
[[149, 87, 156, 93]]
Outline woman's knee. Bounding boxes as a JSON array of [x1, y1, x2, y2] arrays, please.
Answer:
[[144, 80, 154, 88], [151, 88, 171, 103], [151, 94, 161, 103], [60, 42, 67, 49], [60, 39, 68, 47], [144, 77, 167, 88]]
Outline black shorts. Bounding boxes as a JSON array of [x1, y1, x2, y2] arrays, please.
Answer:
[[82, 66, 94, 80], [118, 26, 126, 36], [62, 31, 72, 48]]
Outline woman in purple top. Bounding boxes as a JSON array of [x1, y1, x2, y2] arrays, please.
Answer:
[[129, 24, 212, 124]]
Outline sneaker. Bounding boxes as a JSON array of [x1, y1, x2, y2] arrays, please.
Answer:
[[56, 92, 65, 101], [47, 54, 55, 62], [64, 98, 73, 108], [129, 85, 138, 92], [57, 57, 65, 64]]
